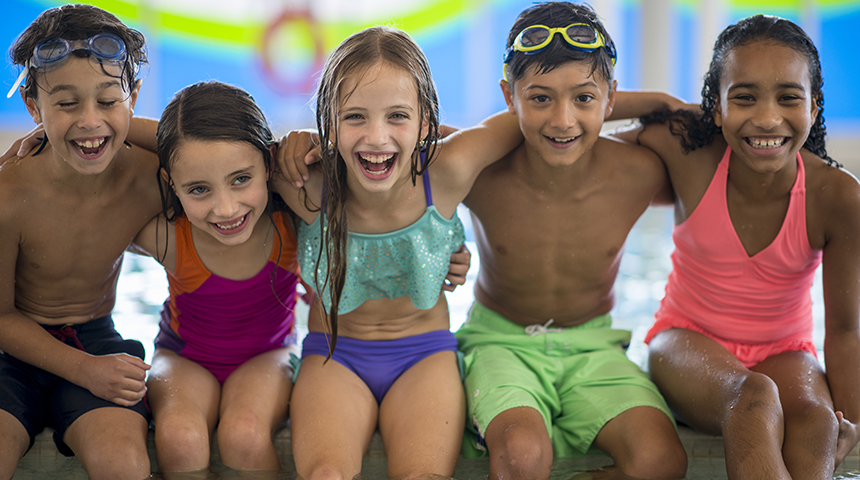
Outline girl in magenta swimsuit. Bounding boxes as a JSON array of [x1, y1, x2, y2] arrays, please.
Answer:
[[617, 14, 860, 480], [130, 81, 301, 474]]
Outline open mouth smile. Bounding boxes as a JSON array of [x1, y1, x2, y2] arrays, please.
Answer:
[[211, 213, 249, 233], [71, 137, 108, 157], [358, 152, 396, 176]]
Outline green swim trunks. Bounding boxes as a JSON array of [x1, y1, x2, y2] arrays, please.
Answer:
[[455, 301, 674, 459]]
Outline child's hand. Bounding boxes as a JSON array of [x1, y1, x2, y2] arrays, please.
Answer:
[[83, 353, 150, 407], [835, 411, 860, 470], [0, 124, 45, 164], [277, 130, 321, 188], [442, 244, 471, 292]]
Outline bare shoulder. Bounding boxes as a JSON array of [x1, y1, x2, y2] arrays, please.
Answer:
[[129, 214, 174, 266], [802, 151, 860, 250], [0, 154, 47, 222], [805, 151, 860, 215], [594, 136, 666, 180], [120, 144, 160, 187], [430, 111, 521, 191], [463, 148, 518, 209]]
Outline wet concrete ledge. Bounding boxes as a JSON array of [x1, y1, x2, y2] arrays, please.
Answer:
[[16, 425, 859, 480]]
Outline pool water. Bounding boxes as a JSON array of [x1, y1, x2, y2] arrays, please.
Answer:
[[112, 206, 854, 480]]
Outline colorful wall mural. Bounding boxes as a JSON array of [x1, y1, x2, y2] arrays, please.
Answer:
[[1, 0, 858, 135]]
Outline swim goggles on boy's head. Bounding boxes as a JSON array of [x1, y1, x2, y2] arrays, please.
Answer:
[[503, 23, 617, 66], [6, 33, 129, 98]]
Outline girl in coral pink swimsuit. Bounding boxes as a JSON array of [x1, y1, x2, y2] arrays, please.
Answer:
[[617, 14, 860, 480]]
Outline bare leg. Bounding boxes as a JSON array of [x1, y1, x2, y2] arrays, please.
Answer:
[[649, 328, 790, 479], [291, 355, 377, 480], [0, 409, 29, 480], [218, 346, 294, 471], [147, 349, 221, 472], [592, 406, 686, 479], [483, 406, 553, 480], [63, 407, 150, 480], [753, 351, 838, 480], [379, 351, 465, 480]]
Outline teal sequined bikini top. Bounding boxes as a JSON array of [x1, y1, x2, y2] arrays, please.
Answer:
[[297, 171, 466, 314]]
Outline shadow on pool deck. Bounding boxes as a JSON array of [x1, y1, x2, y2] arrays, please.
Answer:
[[12, 426, 860, 480]]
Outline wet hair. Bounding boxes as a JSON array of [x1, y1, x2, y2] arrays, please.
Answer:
[[156, 81, 289, 269], [312, 26, 441, 357], [156, 81, 292, 314], [504, 1, 616, 86], [9, 4, 147, 100], [642, 14, 835, 166]]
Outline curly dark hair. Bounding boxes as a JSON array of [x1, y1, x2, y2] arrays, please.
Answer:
[[642, 14, 835, 166], [9, 4, 147, 99]]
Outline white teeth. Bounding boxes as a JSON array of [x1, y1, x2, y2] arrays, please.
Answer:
[[549, 136, 575, 143], [748, 137, 786, 149], [74, 138, 105, 149], [360, 153, 394, 163], [216, 215, 245, 230]]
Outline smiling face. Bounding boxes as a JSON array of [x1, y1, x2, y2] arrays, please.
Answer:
[[334, 61, 427, 194], [502, 60, 615, 167], [169, 139, 269, 247], [714, 41, 818, 174], [24, 55, 139, 176]]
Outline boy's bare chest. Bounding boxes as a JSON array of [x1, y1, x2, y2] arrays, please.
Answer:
[[18, 189, 156, 279], [471, 180, 647, 273]]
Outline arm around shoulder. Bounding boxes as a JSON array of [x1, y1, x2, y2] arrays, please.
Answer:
[[126, 115, 159, 153], [433, 110, 522, 185], [609, 91, 695, 121]]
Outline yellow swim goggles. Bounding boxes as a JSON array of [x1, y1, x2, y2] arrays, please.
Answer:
[[503, 23, 617, 66]]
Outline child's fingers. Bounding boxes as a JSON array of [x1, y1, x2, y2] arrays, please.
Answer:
[[0, 141, 21, 165], [111, 382, 147, 407], [443, 244, 471, 292], [118, 353, 151, 373], [278, 133, 303, 186], [449, 244, 472, 271], [304, 146, 322, 166], [13, 124, 46, 158], [279, 131, 316, 187]]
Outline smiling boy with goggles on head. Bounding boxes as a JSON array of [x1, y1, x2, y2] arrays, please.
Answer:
[[456, 2, 686, 479], [7, 33, 131, 98]]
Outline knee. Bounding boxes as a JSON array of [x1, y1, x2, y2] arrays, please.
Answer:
[[154, 416, 211, 471], [490, 426, 553, 479], [785, 400, 838, 438], [83, 441, 150, 480], [216, 411, 275, 468], [300, 464, 351, 480], [623, 440, 688, 480], [729, 373, 782, 420]]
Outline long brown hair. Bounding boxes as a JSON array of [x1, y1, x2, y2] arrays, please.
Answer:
[[312, 26, 441, 357]]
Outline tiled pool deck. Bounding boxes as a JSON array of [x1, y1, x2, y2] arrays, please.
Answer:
[[11, 208, 860, 479]]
